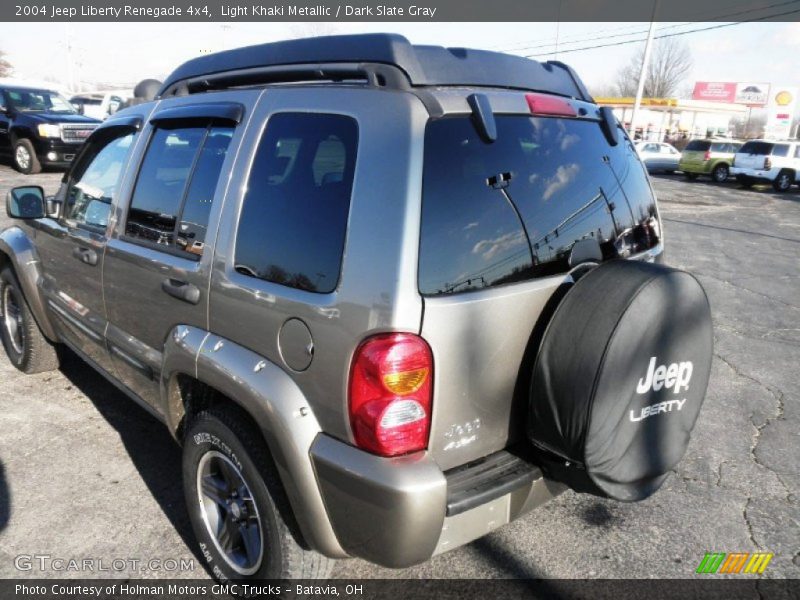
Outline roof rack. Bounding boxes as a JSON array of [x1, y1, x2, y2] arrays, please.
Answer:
[[157, 33, 592, 102]]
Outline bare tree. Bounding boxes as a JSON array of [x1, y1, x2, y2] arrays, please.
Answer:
[[0, 49, 12, 78], [614, 38, 693, 98]]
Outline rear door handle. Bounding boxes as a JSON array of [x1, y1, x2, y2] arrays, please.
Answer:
[[161, 278, 200, 305], [72, 246, 98, 266]]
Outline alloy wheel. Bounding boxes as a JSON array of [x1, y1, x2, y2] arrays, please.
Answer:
[[196, 451, 264, 575], [2, 286, 25, 355], [15, 146, 31, 171]]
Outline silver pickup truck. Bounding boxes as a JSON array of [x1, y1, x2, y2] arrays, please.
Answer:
[[0, 34, 713, 580]]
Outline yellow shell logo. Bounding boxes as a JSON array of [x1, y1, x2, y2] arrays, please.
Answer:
[[775, 90, 793, 106]]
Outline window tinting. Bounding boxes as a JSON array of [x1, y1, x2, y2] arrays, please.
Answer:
[[773, 144, 789, 157], [685, 140, 711, 151], [126, 125, 233, 254], [234, 113, 358, 293], [419, 116, 659, 296], [739, 141, 773, 155], [65, 129, 135, 230]]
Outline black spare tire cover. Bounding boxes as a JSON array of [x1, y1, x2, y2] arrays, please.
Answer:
[[527, 260, 712, 501]]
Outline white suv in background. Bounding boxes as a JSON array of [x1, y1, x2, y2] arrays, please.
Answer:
[[731, 140, 800, 192]]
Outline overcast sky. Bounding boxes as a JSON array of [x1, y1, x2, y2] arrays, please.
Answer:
[[2, 21, 799, 97]]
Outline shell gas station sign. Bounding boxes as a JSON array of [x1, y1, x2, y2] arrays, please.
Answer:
[[765, 86, 798, 139]]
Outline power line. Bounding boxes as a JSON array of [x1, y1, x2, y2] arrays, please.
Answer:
[[501, 0, 800, 56], [523, 8, 800, 58]]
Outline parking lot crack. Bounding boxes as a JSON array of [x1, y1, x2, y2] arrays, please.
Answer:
[[714, 352, 791, 503], [699, 271, 800, 311]]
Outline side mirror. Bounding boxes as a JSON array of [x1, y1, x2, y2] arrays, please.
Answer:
[[6, 186, 45, 219]]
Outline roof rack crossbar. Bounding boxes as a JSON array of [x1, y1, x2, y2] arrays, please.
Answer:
[[157, 34, 591, 102], [169, 62, 410, 96]]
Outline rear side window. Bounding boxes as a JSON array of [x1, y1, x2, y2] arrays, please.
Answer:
[[126, 124, 233, 257], [685, 140, 711, 151], [234, 113, 358, 293], [739, 141, 773, 155], [419, 116, 659, 296], [773, 144, 789, 157]]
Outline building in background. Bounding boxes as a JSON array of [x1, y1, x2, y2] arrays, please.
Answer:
[[595, 97, 748, 146]]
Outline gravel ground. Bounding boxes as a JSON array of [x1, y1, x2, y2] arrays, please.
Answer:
[[0, 163, 798, 580]]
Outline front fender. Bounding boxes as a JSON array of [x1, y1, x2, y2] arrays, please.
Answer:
[[159, 326, 346, 559], [0, 226, 58, 341]]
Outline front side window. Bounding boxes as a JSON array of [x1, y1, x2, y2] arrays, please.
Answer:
[[234, 113, 358, 293], [64, 128, 136, 230], [125, 124, 233, 256]]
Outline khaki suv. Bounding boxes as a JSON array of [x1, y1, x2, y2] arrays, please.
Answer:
[[0, 34, 713, 579]]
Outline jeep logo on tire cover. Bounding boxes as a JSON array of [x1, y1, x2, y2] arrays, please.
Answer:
[[636, 356, 693, 395]]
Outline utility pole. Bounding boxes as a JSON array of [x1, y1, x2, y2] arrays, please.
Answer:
[[629, 1, 659, 139], [64, 24, 74, 92]]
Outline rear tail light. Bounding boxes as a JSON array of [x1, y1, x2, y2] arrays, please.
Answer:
[[348, 333, 433, 457], [731, 156, 736, 167], [764, 157, 772, 170], [703, 150, 711, 161], [525, 93, 577, 117]]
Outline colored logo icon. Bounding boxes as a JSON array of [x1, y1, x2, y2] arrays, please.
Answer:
[[696, 552, 773, 574]]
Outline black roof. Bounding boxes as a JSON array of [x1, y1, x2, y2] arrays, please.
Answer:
[[158, 33, 591, 101]]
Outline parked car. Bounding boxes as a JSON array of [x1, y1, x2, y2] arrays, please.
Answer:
[[0, 34, 713, 580], [730, 139, 800, 192], [0, 84, 100, 174], [70, 91, 130, 120], [678, 139, 743, 183], [635, 141, 681, 173]]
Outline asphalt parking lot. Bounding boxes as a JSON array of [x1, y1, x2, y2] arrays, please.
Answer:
[[0, 162, 798, 580]]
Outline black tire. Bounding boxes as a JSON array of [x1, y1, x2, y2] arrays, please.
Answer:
[[684, 172, 698, 180], [736, 175, 754, 189], [12, 139, 42, 175], [711, 164, 729, 183], [772, 170, 794, 193], [0, 266, 59, 374], [183, 405, 333, 580]]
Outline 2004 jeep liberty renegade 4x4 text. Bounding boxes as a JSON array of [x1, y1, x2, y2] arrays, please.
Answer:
[[0, 34, 713, 580]]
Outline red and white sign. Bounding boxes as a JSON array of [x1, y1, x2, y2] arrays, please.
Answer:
[[692, 82, 770, 106], [692, 82, 737, 103]]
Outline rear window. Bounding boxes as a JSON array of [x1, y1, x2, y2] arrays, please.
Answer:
[[419, 116, 659, 296], [739, 141, 773, 155], [685, 140, 711, 152]]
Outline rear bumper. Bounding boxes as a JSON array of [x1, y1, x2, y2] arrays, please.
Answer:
[[730, 167, 776, 182], [310, 434, 565, 568], [678, 161, 711, 174]]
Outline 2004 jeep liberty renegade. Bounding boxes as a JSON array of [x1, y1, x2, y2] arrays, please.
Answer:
[[0, 34, 713, 580]]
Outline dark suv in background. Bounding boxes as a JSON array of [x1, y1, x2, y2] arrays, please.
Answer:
[[0, 84, 100, 174]]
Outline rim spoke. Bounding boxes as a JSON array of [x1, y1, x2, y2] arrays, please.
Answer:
[[201, 475, 228, 508], [217, 460, 240, 493], [217, 516, 235, 552], [239, 522, 260, 563]]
